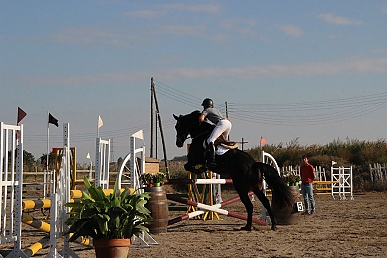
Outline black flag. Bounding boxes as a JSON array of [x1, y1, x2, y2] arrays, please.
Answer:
[[17, 107, 27, 124], [48, 113, 59, 127]]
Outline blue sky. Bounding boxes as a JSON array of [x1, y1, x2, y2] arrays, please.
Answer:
[[1, 1, 387, 164]]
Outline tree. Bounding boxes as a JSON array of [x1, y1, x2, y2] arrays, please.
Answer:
[[39, 152, 56, 171], [117, 157, 123, 167], [23, 150, 35, 172]]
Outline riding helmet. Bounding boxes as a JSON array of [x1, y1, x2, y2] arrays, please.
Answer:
[[201, 98, 214, 108]]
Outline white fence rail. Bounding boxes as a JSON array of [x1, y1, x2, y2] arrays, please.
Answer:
[[0, 122, 28, 258], [280, 165, 326, 181], [331, 166, 354, 200], [369, 163, 387, 183]]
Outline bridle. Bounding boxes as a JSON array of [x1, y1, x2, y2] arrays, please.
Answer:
[[176, 120, 197, 145]]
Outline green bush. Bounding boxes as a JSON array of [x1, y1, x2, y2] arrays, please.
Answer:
[[166, 138, 387, 192]]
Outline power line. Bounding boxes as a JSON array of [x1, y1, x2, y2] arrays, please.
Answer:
[[154, 80, 387, 126], [24, 80, 387, 142]]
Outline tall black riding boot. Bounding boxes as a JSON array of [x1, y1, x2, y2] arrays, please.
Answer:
[[206, 142, 217, 170]]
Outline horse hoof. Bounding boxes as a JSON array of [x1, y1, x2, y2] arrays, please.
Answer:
[[240, 226, 252, 231], [271, 225, 277, 231]]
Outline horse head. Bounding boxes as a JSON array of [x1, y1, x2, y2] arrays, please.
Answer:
[[173, 110, 202, 148], [173, 114, 187, 147]]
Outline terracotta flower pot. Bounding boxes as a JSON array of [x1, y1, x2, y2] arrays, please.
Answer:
[[93, 238, 131, 258]]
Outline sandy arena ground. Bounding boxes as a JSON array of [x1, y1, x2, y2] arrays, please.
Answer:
[[1, 191, 386, 258]]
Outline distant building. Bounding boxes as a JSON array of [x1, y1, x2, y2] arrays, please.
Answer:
[[145, 157, 160, 174]]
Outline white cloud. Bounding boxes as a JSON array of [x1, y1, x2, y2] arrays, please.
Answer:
[[123, 10, 165, 19], [51, 27, 146, 48], [277, 24, 304, 38], [221, 18, 258, 37], [318, 13, 363, 25], [209, 33, 230, 42], [327, 34, 342, 39], [155, 25, 205, 37], [160, 3, 222, 14], [16, 57, 387, 86], [125, 3, 223, 18], [222, 19, 258, 30], [370, 48, 387, 54]]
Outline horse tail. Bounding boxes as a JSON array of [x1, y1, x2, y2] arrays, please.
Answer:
[[252, 162, 293, 209]]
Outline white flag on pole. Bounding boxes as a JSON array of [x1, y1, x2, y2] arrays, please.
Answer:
[[98, 115, 103, 128]]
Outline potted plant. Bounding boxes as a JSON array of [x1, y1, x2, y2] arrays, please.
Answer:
[[153, 172, 166, 187], [141, 172, 166, 187], [141, 173, 154, 187], [64, 177, 153, 258], [293, 175, 301, 186], [283, 173, 300, 186]]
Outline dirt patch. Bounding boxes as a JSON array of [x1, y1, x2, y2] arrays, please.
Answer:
[[1, 191, 386, 258]]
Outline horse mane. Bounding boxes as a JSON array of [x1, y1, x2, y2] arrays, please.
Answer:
[[189, 110, 201, 118], [178, 110, 213, 140]]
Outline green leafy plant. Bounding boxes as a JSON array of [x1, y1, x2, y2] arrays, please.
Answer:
[[65, 177, 153, 241], [141, 173, 154, 186], [153, 172, 166, 185], [141, 172, 166, 186]]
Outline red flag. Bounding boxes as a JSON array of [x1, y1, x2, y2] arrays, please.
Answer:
[[17, 107, 27, 124], [48, 113, 59, 127], [260, 136, 268, 147]]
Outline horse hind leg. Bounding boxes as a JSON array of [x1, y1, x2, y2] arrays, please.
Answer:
[[253, 187, 277, 231], [235, 187, 253, 231]]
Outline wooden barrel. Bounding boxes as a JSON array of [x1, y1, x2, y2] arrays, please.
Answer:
[[272, 186, 301, 225], [144, 186, 169, 234]]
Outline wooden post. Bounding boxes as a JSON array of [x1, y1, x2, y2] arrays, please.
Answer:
[[150, 77, 154, 158], [151, 83, 169, 177]]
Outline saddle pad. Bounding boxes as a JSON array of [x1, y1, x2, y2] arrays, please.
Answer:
[[215, 146, 229, 155], [220, 142, 239, 149]]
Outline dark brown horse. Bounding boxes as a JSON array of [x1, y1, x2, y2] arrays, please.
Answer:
[[173, 110, 293, 230]]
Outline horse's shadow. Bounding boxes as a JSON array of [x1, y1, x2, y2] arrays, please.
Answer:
[[168, 223, 263, 232]]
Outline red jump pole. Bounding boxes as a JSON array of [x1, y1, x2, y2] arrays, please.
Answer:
[[167, 192, 267, 226]]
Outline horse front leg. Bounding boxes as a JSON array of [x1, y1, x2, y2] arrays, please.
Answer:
[[184, 162, 206, 174]]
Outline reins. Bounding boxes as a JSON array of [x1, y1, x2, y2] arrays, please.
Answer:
[[180, 120, 213, 141], [190, 126, 213, 140], [187, 122, 213, 141]]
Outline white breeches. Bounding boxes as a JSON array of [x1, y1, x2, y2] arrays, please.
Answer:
[[206, 119, 232, 144]]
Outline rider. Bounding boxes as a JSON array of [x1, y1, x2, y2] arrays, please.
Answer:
[[199, 98, 232, 169]]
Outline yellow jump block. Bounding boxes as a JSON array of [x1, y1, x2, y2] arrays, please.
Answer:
[[313, 181, 338, 185], [70, 188, 133, 199]]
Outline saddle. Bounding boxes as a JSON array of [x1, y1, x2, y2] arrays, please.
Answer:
[[213, 134, 238, 150]]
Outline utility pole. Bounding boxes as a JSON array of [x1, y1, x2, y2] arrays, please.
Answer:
[[225, 101, 229, 140], [151, 81, 169, 177], [225, 101, 229, 118], [237, 138, 248, 151], [150, 77, 154, 158], [110, 138, 114, 162], [155, 110, 158, 159]]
